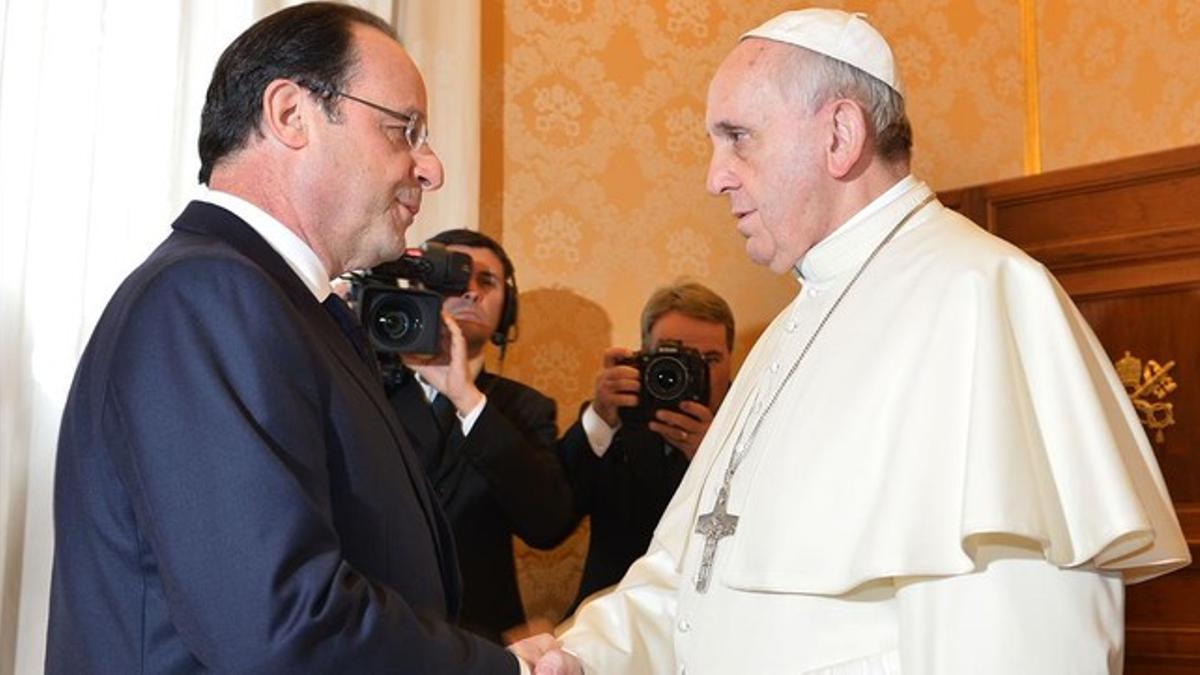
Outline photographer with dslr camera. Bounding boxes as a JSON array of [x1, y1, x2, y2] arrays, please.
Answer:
[[385, 229, 575, 645], [559, 281, 735, 612]]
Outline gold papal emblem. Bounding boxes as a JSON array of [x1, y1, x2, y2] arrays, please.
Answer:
[[1114, 351, 1177, 443]]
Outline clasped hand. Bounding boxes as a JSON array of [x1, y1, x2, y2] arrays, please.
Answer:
[[508, 633, 582, 675]]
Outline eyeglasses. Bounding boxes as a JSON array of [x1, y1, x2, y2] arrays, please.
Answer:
[[302, 80, 428, 151]]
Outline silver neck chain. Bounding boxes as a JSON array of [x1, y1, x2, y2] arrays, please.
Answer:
[[722, 194, 935, 485]]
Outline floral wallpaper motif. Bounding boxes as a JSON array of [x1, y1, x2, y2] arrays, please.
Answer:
[[1037, 0, 1200, 171], [482, 0, 1200, 627]]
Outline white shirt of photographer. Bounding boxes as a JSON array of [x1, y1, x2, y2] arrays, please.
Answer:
[[580, 403, 619, 456]]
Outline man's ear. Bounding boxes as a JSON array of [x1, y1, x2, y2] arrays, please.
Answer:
[[260, 79, 310, 150], [825, 99, 869, 178]]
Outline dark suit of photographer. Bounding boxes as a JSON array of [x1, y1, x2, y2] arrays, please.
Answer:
[[388, 229, 574, 645], [558, 282, 735, 612]]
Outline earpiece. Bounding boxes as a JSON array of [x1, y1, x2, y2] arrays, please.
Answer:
[[492, 272, 519, 348]]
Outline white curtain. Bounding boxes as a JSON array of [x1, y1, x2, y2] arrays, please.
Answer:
[[0, 2, 478, 672], [396, 0, 481, 242]]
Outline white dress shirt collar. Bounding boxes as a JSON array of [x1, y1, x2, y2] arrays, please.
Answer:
[[193, 185, 332, 302]]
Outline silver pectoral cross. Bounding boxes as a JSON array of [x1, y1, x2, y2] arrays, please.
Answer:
[[693, 485, 739, 593]]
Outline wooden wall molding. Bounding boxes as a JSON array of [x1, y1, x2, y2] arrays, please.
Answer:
[[944, 145, 1200, 299]]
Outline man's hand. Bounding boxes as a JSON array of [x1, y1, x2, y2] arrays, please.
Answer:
[[507, 633, 559, 670], [591, 346, 639, 428], [402, 311, 483, 413], [649, 400, 713, 460], [534, 648, 583, 675]]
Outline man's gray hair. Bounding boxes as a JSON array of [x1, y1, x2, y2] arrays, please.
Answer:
[[640, 281, 735, 351], [778, 46, 913, 162]]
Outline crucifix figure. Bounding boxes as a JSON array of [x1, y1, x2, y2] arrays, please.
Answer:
[[693, 485, 739, 593]]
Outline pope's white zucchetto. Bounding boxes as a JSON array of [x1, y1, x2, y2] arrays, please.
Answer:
[[742, 8, 903, 97]]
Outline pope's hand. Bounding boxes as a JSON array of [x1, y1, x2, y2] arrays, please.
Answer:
[[534, 647, 583, 675], [591, 346, 639, 428]]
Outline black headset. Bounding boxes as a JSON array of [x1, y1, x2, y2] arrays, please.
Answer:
[[493, 272, 519, 349], [426, 228, 519, 354]]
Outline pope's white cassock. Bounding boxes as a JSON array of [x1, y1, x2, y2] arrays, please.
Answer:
[[559, 176, 1191, 674]]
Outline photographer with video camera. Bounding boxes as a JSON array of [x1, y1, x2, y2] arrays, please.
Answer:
[[384, 229, 575, 645], [559, 281, 735, 612]]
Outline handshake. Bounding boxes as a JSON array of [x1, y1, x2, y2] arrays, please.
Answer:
[[509, 633, 581, 674]]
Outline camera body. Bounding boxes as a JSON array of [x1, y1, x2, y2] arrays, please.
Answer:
[[617, 339, 711, 426], [357, 285, 442, 355], [348, 243, 472, 357]]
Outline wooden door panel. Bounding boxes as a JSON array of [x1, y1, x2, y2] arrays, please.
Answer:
[[1074, 288, 1199, 501]]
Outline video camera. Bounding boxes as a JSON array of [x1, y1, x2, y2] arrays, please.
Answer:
[[345, 242, 472, 359], [617, 339, 711, 426]]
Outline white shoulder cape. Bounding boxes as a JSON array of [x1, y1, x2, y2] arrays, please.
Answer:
[[654, 192, 1190, 595]]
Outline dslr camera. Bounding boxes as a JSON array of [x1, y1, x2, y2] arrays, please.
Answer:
[[617, 339, 711, 426], [346, 242, 472, 359]]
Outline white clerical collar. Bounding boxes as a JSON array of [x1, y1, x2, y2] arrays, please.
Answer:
[[794, 174, 922, 285], [193, 185, 332, 302]]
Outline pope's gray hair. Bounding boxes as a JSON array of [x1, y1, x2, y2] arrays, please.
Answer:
[[775, 45, 912, 162]]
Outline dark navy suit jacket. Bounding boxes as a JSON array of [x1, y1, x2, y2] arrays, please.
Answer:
[[558, 415, 689, 613], [46, 202, 516, 674], [388, 371, 574, 642]]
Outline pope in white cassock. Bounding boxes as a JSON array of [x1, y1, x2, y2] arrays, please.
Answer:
[[514, 8, 1192, 675]]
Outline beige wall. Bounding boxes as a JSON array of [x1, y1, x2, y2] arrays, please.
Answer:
[[1037, 1, 1200, 171], [481, 0, 1200, 624]]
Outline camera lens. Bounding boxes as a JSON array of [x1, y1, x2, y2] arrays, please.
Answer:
[[644, 356, 689, 401], [370, 295, 424, 349], [378, 311, 412, 340]]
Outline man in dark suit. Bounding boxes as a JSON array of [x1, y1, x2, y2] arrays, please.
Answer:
[[47, 4, 527, 673], [559, 282, 735, 611], [388, 229, 575, 644]]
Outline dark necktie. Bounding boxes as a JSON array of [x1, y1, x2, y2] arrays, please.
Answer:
[[430, 392, 458, 438], [323, 295, 379, 375]]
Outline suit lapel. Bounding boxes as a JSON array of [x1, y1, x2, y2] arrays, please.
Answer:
[[430, 370, 504, 498], [391, 371, 444, 471], [171, 201, 461, 610], [439, 370, 498, 467], [172, 203, 408, 442]]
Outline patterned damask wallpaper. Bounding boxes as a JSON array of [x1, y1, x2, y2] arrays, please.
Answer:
[[1037, 0, 1200, 171], [478, 0, 1200, 628]]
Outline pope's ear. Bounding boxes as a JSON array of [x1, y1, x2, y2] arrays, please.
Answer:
[[826, 99, 869, 179], [260, 79, 310, 150]]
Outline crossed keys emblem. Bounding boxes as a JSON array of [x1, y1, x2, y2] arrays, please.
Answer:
[[1114, 351, 1178, 443]]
